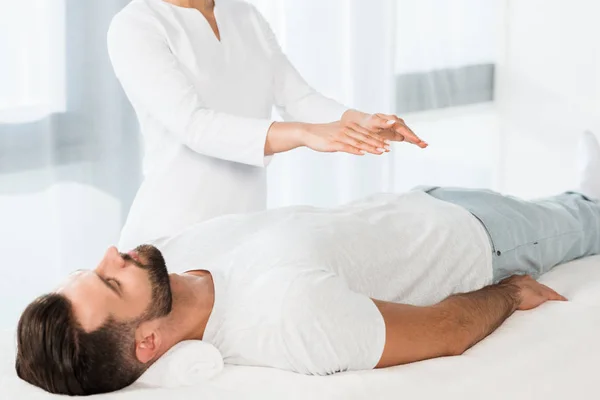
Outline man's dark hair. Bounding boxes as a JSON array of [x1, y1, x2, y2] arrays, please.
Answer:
[[15, 293, 146, 396], [16, 245, 172, 395]]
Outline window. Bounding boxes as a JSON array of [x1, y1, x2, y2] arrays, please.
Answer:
[[0, 0, 66, 124], [395, 0, 503, 113]]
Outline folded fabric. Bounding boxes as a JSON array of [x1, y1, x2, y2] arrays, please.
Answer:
[[136, 340, 224, 388]]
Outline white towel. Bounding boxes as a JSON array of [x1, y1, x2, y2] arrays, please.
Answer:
[[136, 340, 224, 388]]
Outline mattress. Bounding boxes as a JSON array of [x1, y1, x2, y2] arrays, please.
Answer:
[[3, 255, 600, 399]]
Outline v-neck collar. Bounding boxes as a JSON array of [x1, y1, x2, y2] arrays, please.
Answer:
[[159, 0, 223, 44]]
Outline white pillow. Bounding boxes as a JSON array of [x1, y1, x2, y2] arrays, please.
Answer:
[[135, 340, 224, 389]]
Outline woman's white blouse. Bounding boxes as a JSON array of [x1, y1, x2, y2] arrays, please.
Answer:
[[108, 0, 348, 249]]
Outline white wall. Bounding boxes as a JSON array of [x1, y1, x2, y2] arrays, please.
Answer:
[[395, 0, 503, 74], [497, 0, 600, 198], [394, 103, 500, 192]]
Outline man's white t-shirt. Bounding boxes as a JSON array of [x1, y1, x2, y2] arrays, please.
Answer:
[[152, 191, 493, 375]]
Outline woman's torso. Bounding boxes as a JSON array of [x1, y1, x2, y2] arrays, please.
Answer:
[[117, 0, 276, 249]]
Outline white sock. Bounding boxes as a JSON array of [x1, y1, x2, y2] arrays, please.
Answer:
[[578, 131, 600, 200]]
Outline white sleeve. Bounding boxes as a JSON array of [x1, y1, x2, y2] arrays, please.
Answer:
[[107, 13, 274, 167], [250, 7, 349, 124], [281, 270, 386, 375]]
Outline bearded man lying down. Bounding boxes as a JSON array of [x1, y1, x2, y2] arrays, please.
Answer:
[[15, 133, 600, 396]]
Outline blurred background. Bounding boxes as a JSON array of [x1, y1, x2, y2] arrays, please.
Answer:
[[0, 0, 598, 329]]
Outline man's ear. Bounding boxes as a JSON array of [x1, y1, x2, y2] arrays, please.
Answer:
[[135, 321, 163, 364]]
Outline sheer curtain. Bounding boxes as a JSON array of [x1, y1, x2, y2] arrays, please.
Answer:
[[0, 0, 140, 329], [0, 0, 66, 123]]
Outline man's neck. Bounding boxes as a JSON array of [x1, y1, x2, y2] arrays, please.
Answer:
[[164, 0, 215, 12], [155, 272, 215, 357]]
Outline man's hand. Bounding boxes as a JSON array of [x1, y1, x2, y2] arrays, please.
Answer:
[[373, 274, 567, 369], [500, 274, 568, 311]]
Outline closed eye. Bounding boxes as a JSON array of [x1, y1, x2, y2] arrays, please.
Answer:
[[107, 278, 121, 292], [94, 273, 121, 297]]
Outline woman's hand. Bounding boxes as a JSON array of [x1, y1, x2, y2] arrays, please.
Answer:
[[265, 112, 427, 156], [343, 110, 428, 149], [301, 121, 392, 156], [364, 114, 428, 149], [266, 121, 389, 156]]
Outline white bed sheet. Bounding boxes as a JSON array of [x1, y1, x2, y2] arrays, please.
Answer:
[[3, 256, 600, 399]]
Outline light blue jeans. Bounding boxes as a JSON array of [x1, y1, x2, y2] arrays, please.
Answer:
[[419, 187, 600, 282]]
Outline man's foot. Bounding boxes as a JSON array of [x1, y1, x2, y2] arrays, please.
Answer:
[[578, 131, 600, 200]]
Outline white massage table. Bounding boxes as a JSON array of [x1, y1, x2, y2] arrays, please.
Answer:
[[3, 256, 600, 399]]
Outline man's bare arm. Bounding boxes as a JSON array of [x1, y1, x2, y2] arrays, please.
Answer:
[[374, 275, 568, 368]]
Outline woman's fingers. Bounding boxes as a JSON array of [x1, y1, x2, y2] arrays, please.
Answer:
[[331, 141, 365, 156], [364, 114, 397, 131], [375, 113, 428, 148], [376, 113, 404, 124], [306, 120, 403, 156], [330, 124, 391, 155], [348, 122, 385, 141], [337, 131, 383, 155], [346, 123, 390, 152], [394, 123, 428, 148]]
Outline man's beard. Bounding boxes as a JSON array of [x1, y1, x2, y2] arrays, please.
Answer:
[[122, 245, 173, 321]]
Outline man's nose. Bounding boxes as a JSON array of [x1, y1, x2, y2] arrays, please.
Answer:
[[103, 246, 126, 269]]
